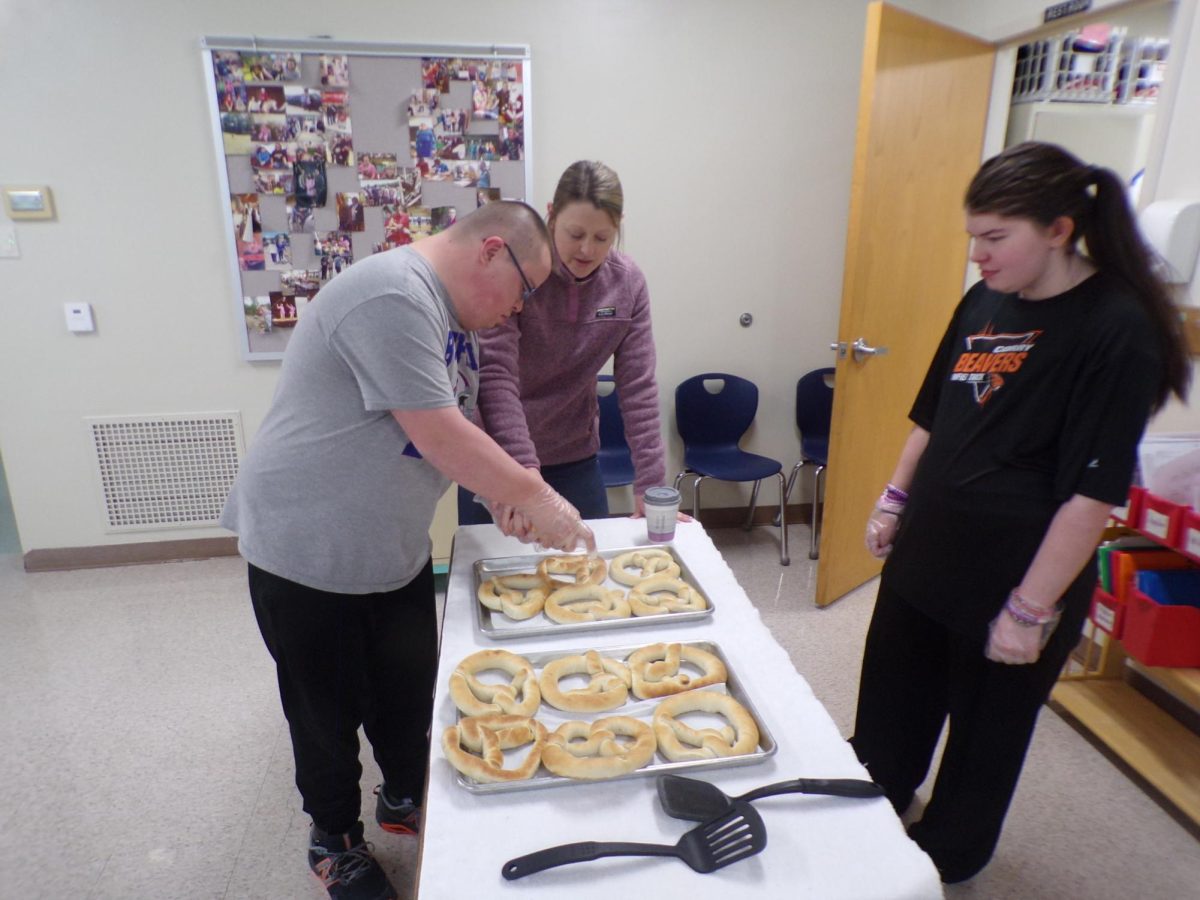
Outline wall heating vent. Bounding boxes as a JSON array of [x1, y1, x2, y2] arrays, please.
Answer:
[[85, 413, 244, 532]]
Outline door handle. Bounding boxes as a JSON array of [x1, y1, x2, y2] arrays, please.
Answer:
[[851, 337, 888, 364]]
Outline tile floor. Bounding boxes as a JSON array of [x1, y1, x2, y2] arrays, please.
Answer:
[[0, 522, 1197, 898]]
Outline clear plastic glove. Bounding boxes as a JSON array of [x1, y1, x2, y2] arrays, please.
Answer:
[[485, 501, 535, 541], [985, 606, 1059, 665], [865, 509, 900, 558], [514, 483, 597, 554]]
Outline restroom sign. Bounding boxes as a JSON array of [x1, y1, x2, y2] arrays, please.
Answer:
[[1044, 0, 1091, 22]]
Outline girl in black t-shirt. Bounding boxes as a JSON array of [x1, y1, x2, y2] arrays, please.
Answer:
[[852, 142, 1190, 884]]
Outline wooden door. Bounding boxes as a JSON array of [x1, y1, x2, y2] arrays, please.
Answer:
[[816, 3, 995, 607]]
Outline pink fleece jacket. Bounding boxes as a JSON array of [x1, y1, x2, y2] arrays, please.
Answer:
[[475, 249, 668, 496]]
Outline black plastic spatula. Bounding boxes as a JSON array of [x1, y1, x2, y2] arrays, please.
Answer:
[[501, 800, 766, 880], [657, 773, 885, 821]]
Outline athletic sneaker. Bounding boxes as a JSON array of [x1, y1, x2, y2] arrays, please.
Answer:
[[308, 821, 397, 900], [373, 784, 422, 836]]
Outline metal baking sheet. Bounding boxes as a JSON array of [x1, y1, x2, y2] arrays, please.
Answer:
[[471, 544, 715, 640], [449, 639, 777, 793]]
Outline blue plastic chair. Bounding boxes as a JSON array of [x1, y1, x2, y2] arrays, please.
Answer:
[[596, 375, 635, 488], [777, 368, 834, 559], [673, 373, 789, 565]]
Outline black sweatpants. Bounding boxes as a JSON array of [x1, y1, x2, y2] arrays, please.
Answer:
[[249, 560, 439, 835], [850, 582, 1078, 883]]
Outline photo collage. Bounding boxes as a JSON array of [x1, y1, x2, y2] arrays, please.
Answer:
[[211, 46, 528, 355]]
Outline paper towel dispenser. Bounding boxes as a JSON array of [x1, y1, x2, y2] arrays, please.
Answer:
[[1138, 199, 1200, 283]]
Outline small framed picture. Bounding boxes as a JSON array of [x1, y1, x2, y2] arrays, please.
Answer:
[[3, 185, 55, 220]]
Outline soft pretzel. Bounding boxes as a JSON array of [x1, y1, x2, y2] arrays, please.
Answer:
[[442, 714, 548, 783], [543, 584, 631, 624], [627, 576, 707, 616], [541, 716, 657, 780], [609, 548, 681, 586], [537, 554, 608, 586], [477, 572, 552, 620], [627, 642, 727, 699], [448, 649, 540, 716], [539, 650, 632, 712], [652, 691, 760, 762]]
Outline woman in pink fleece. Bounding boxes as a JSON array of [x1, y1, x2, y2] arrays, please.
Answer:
[[459, 160, 668, 524]]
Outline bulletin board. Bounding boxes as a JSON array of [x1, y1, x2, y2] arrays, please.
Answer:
[[200, 36, 531, 361]]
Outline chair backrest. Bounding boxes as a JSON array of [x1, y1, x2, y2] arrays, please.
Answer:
[[795, 368, 834, 462], [675, 373, 759, 448], [596, 375, 630, 451]]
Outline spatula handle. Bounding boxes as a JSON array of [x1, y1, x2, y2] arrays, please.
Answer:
[[742, 777, 885, 802], [502, 841, 678, 880]]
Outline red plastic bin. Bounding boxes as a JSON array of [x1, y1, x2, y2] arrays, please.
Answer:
[[1088, 586, 1125, 639], [1122, 588, 1200, 668], [1112, 486, 1144, 527], [1138, 492, 1187, 546], [1179, 508, 1200, 563]]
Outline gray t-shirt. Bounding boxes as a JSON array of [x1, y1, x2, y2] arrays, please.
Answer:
[[220, 247, 478, 593]]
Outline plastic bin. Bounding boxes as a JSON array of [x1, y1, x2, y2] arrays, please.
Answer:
[[1139, 492, 1187, 545], [1112, 486, 1145, 527], [1123, 588, 1200, 667], [1179, 508, 1200, 563], [1089, 586, 1125, 639]]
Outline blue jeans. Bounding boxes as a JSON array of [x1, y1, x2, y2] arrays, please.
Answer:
[[457, 454, 610, 524]]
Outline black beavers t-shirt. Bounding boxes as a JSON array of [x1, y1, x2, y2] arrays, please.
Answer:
[[883, 272, 1161, 639]]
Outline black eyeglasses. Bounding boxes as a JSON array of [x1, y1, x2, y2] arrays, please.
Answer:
[[503, 242, 536, 304]]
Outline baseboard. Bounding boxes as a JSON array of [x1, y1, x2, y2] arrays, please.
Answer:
[[23, 536, 240, 573]]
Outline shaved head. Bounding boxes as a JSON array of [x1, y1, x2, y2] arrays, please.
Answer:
[[451, 200, 550, 263]]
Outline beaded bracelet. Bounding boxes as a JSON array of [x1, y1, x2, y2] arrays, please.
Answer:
[[875, 483, 909, 516], [1004, 590, 1059, 627]]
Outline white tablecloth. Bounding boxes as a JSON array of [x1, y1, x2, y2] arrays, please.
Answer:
[[417, 519, 943, 899]]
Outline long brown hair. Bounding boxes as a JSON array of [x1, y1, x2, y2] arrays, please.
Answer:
[[965, 141, 1190, 411]]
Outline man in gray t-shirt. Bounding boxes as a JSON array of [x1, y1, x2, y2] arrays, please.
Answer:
[[221, 201, 593, 900]]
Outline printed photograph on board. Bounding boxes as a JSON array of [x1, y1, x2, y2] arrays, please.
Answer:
[[250, 113, 288, 143], [213, 51, 244, 83], [217, 81, 248, 113], [336, 192, 365, 232], [285, 86, 323, 113], [358, 153, 399, 181], [245, 85, 286, 113], [293, 156, 327, 207], [254, 171, 293, 195], [431, 206, 457, 234], [287, 197, 316, 233], [221, 112, 252, 154], [361, 179, 401, 207], [319, 54, 350, 87], [398, 167, 422, 208], [241, 52, 302, 83]]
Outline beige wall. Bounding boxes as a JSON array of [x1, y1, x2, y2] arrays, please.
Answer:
[[0, 0, 1193, 554]]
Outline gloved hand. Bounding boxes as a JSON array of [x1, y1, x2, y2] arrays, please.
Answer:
[[864, 509, 900, 558], [486, 501, 535, 541], [513, 483, 596, 553], [985, 595, 1061, 665], [984, 611, 1044, 665]]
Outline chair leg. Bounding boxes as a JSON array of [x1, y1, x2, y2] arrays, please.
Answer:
[[776, 471, 790, 566], [744, 479, 762, 531], [809, 465, 826, 560], [692, 475, 707, 520], [774, 460, 805, 527]]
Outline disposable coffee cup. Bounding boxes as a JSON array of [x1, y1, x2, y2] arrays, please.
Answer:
[[644, 486, 682, 543]]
